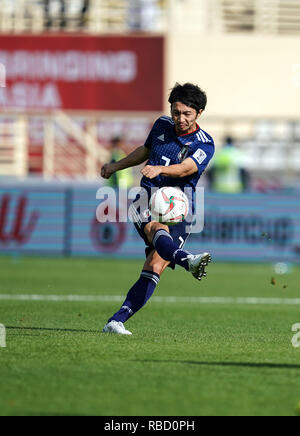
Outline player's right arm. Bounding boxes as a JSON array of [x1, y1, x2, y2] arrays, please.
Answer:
[[101, 146, 150, 179]]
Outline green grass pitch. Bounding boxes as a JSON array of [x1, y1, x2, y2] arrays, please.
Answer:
[[0, 255, 300, 416]]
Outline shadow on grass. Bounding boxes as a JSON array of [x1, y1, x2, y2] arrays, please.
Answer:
[[133, 359, 300, 370], [6, 326, 99, 334], [8, 412, 90, 416]]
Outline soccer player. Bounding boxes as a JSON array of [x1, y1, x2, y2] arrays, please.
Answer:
[[101, 83, 215, 335]]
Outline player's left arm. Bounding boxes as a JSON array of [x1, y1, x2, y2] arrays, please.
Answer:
[[141, 158, 197, 179]]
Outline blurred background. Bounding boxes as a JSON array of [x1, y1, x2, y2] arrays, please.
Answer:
[[0, 0, 299, 264]]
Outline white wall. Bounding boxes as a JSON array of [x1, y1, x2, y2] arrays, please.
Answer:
[[166, 34, 300, 119]]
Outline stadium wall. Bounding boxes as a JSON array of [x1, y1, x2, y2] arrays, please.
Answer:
[[0, 183, 299, 264], [166, 35, 300, 119], [2, 33, 298, 119]]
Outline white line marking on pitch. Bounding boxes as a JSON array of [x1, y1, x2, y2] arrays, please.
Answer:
[[0, 294, 300, 306]]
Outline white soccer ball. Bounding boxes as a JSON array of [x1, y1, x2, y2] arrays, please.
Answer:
[[150, 187, 189, 226]]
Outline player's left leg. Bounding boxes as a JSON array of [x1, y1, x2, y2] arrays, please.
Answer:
[[102, 250, 169, 335], [145, 221, 211, 281]]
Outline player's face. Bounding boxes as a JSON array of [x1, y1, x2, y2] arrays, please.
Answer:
[[171, 102, 202, 135]]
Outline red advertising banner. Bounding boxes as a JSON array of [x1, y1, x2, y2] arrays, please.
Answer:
[[0, 34, 164, 111]]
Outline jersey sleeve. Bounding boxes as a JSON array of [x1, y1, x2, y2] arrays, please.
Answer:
[[144, 128, 154, 149], [189, 143, 215, 175], [144, 119, 159, 149], [144, 118, 166, 149]]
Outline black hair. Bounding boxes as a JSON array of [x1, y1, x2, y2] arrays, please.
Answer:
[[168, 83, 207, 113]]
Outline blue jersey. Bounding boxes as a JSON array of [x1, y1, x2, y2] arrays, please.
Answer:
[[141, 116, 215, 193], [131, 116, 214, 255]]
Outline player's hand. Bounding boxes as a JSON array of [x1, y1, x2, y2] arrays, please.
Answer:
[[141, 165, 162, 179], [101, 163, 116, 179]]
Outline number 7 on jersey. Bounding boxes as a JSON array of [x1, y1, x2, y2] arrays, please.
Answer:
[[162, 156, 171, 166]]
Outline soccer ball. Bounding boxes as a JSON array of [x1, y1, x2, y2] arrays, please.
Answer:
[[150, 187, 189, 226]]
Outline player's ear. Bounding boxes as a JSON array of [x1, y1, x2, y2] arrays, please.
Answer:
[[197, 109, 204, 119]]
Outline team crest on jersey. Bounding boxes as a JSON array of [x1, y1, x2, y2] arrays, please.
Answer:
[[178, 145, 190, 162]]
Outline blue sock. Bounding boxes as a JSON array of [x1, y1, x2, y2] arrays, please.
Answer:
[[109, 270, 160, 324], [152, 230, 190, 271]]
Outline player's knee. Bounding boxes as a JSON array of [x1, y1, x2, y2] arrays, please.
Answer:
[[146, 259, 169, 276], [153, 263, 169, 275], [144, 221, 169, 244]]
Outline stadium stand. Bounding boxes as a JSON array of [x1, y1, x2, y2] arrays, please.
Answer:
[[0, 0, 299, 185], [1, 0, 300, 35], [219, 0, 300, 35], [0, 0, 167, 33]]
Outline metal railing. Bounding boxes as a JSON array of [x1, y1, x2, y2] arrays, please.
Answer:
[[0, 111, 153, 180], [0, 116, 28, 178], [1, 112, 300, 182], [0, 112, 110, 180]]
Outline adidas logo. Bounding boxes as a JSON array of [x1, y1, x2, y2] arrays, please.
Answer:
[[158, 134, 165, 142]]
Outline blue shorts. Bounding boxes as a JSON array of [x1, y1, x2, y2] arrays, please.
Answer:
[[129, 193, 192, 269]]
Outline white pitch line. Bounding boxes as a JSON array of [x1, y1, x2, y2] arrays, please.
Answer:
[[0, 294, 300, 306]]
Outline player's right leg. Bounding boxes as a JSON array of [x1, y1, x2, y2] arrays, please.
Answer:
[[144, 221, 212, 281], [102, 249, 168, 335]]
